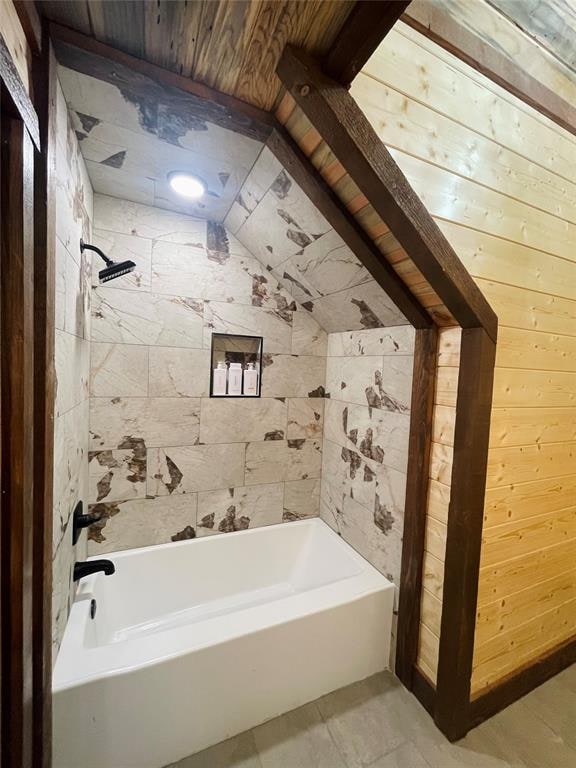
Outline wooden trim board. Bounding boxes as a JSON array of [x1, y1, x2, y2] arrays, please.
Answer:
[[323, 0, 411, 87], [396, 327, 438, 686], [0, 32, 39, 148], [435, 328, 496, 740], [31, 26, 57, 768], [402, 0, 576, 139]]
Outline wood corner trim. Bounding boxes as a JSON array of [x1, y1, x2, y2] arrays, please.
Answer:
[[14, 0, 42, 56], [266, 128, 432, 329], [402, 0, 576, 139], [323, 0, 411, 87], [48, 22, 276, 143], [276, 45, 498, 341], [396, 326, 438, 687], [435, 327, 496, 741]]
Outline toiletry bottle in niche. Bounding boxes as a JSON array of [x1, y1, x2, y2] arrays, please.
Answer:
[[244, 362, 259, 396], [228, 362, 243, 395], [213, 361, 228, 396]]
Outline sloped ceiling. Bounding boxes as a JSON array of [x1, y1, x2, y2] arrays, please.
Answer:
[[58, 65, 263, 220], [225, 147, 408, 333], [60, 66, 407, 334]]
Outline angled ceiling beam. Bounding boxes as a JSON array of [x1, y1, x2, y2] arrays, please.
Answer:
[[324, 0, 411, 87], [402, 0, 576, 138], [268, 128, 432, 329], [48, 22, 276, 143], [277, 45, 498, 341]]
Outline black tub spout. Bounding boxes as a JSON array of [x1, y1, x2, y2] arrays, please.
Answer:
[[73, 559, 115, 582]]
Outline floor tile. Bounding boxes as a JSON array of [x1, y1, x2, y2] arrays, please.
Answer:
[[367, 740, 431, 768], [317, 674, 408, 767], [166, 731, 262, 768], [252, 701, 347, 768]]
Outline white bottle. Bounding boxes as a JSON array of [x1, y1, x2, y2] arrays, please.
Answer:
[[213, 361, 227, 396], [243, 362, 259, 396], [228, 362, 243, 395]]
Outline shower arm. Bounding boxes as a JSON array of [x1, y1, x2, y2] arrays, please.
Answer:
[[80, 239, 113, 266]]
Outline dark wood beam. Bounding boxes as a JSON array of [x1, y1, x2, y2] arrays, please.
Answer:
[[402, 0, 576, 139], [276, 46, 498, 341], [324, 0, 411, 87], [435, 327, 496, 741], [268, 129, 432, 329], [396, 326, 438, 687], [49, 22, 276, 143], [0, 34, 40, 149], [14, 1, 42, 56], [31, 26, 57, 768]]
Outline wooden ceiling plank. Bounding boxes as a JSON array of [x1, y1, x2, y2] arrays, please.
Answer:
[[38, 1, 92, 36], [324, 0, 411, 86], [49, 22, 275, 143], [402, 0, 576, 138], [86, 0, 146, 59], [143, 0, 201, 77], [267, 128, 433, 330], [13, 1, 42, 55], [277, 45, 498, 340]]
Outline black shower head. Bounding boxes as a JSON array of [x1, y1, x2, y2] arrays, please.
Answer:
[[80, 239, 136, 284], [98, 260, 136, 283]]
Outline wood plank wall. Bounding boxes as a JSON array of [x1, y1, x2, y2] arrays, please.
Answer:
[[352, 21, 576, 695], [417, 326, 461, 683]]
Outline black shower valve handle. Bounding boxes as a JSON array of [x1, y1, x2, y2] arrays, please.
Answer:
[[72, 501, 103, 546]]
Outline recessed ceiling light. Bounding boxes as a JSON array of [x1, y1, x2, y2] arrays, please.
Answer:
[[168, 172, 206, 199]]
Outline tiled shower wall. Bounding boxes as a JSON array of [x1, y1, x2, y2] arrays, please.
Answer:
[[321, 326, 414, 591], [87, 195, 327, 554], [52, 80, 94, 663]]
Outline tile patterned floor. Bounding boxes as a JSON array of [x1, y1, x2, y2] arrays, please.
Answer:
[[168, 665, 576, 768]]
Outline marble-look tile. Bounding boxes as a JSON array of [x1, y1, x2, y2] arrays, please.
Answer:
[[306, 280, 408, 333], [167, 730, 262, 768], [94, 194, 207, 244], [87, 495, 198, 555], [283, 479, 321, 520], [271, 258, 321, 304], [88, 446, 147, 504], [287, 398, 324, 439], [204, 302, 292, 354], [91, 228, 152, 291], [325, 354, 412, 413], [339, 493, 404, 584], [245, 439, 322, 485], [87, 162, 155, 207], [234, 146, 283, 216], [253, 702, 346, 768], [151, 241, 253, 304], [317, 673, 408, 768], [200, 398, 287, 444], [260, 354, 326, 398], [53, 400, 89, 555], [56, 237, 91, 339], [327, 326, 415, 357], [90, 342, 148, 397], [55, 330, 90, 417], [223, 200, 250, 236], [323, 399, 410, 473], [90, 397, 200, 449], [289, 229, 372, 295], [250, 270, 297, 315], [92, 287, 204, 347], [197, 483, 284, 536], [149, 347, 210, 397], [291, 311, 327, 356], [147, 443, 246, 496]]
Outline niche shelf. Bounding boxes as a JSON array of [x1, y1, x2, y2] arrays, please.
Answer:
[[209, 333, 263, 398]]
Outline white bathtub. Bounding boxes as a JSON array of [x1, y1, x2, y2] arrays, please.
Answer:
[[53, 518, 394, 768]]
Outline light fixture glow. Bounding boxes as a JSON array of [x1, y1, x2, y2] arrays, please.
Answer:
[[168, 172, 206, 199]]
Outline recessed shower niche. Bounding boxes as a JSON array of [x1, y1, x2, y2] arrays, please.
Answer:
[[209, 333, 263, 397]]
